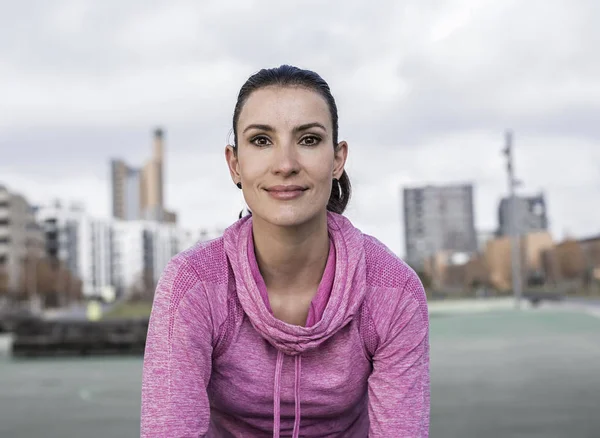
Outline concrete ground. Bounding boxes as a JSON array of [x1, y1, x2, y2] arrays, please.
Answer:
[[0, 306, 599, 437]]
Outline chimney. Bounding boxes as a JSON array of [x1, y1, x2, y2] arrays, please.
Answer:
[[153, 128, 164, 162]]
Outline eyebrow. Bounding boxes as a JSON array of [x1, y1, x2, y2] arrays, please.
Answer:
[[242, 122, 327, 134]]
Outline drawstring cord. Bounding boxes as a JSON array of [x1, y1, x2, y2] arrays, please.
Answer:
[[273, 352, 302, 438], [273, 351, 284, 438], [292, 355, 302, 438]]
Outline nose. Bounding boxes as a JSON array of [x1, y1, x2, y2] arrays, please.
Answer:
[[272, 142, 300, 177]]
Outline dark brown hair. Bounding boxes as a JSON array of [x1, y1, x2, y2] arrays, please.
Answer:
[[232, 65, 351, 214]]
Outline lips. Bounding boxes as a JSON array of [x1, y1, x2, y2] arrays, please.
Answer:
[[265, 185, 307, 200], [266, 185, 307, 192]]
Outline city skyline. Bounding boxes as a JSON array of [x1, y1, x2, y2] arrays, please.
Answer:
[[1, 1, 599, 256], [2, 129, 597, 258]]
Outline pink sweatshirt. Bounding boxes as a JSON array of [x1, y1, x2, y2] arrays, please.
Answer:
[[141, 212, 430, 437]]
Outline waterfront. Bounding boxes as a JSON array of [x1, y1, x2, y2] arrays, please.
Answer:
[[1, 308, 599, 437]]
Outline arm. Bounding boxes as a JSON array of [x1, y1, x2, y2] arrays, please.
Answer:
[[368, 273, 430, 437], [140, 256, 214, 437]]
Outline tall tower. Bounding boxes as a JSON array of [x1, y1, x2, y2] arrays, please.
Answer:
[[111, 160, 142, 220], [111, 160, 127, 220], [152, 128, 164, 210], [140, 128, 165, 221]]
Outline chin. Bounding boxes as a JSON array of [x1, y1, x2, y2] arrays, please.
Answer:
[[255, 205, 323, 228]]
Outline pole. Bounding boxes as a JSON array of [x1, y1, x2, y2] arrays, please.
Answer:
[[28, 254, 39, 314], [504, 131, 522, 309]]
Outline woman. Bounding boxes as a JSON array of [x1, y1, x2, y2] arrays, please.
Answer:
[[141, 65, 430, 437]]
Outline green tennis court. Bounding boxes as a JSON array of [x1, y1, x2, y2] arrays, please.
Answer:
[[430, 308, 600, 437], [0, 307, 598, 437]]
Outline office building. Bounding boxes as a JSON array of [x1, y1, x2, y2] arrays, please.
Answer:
[[112, 221, 205, 298], [36, 202, 114, 298], [497, 193, 548, 237], [0, 185, 45, 295], [403, 183, 477, 269], [111, 161, 142, 221]]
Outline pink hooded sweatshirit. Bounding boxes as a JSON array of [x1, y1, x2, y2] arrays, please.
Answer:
[[141, 212, 430, 437]]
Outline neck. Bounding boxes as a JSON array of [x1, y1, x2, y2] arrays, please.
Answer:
[[252, 212, 330, 294]]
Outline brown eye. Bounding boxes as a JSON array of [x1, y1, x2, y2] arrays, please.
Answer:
[[251, 136, 271, 147], [300, 135, 321, 146]]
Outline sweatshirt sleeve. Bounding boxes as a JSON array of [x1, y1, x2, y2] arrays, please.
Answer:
[[367, 272, 430, 437], [140, 256, 214, 437]]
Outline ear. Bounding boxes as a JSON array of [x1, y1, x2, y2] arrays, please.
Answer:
[[225, 145, 241, 185], [333, 140, 348, 179]]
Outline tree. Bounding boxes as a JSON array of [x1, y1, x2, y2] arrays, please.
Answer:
[[414, 269, 432, 292], [128, 269, 156, 302], [15, 256, 83, 308], [0, 265, 7, 296]]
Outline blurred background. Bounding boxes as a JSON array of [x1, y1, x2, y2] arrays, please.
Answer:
[[0, 1, 599, 437]]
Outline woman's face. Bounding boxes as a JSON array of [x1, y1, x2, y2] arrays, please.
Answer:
[[226, 86, 347, 228]]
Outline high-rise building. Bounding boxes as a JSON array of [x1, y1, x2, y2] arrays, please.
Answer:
[[0, 185, 45, 295], [111, 128, 176, 223], [497, 193, 548, 237], [111, 160, 142, 220], [36, 202, 114, 298], [403, 184, 477, 269]]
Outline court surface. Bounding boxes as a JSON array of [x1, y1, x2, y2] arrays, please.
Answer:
[[0, 307, 598, 437]]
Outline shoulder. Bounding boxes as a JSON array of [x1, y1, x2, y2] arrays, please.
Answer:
[[361, 234, 428, 332], [178, 236, 229, 286], [362, 234, 421, 291], [156, 236, 230, 318]]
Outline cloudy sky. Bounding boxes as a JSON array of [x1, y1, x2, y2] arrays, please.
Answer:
[[1, 0, 599, 256]]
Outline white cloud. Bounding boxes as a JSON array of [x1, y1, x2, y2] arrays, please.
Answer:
[[0, 0, 599, 257]]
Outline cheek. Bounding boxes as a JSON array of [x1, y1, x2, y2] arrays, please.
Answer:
[[306, 149, 335, 179], [237, 152, 265, 182], [312, 158, 335, 187]]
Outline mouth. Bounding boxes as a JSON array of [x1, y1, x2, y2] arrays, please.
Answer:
[[264, 185, 308, 200]]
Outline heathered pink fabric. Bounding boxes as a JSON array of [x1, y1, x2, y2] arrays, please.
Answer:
[[247, 229, 336, 327], [141, 212, 430, 437]]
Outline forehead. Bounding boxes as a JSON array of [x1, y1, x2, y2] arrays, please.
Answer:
[[238, 86, 331, 129]]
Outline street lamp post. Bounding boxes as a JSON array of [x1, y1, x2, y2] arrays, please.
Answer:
[[503, 131, 523, 309], [28, 254, 38, 313]]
